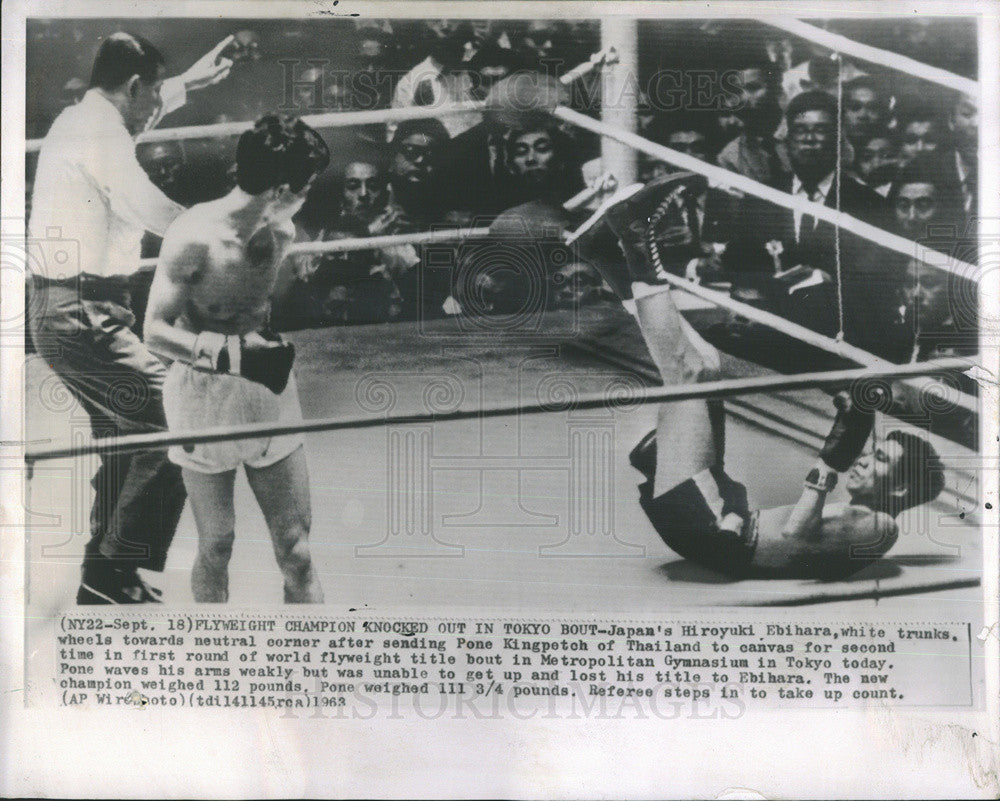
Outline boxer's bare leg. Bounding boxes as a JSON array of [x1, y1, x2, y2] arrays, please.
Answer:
[[245, 446, 323, 603], [634, 288, 723, 497], [183, 468, 237, 602]]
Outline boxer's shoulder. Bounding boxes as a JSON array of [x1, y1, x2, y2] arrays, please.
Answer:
[[160, 216, 217, 284], [163, 206, 240, 274]]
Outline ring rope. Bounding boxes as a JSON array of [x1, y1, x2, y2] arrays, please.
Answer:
[[25, 100, 487, 154], [834, 51, 846, 342], [638, 263, 978, 414], [763, 18, 979, 96], [134, 225, 492, 271], [553, 105, 978, 281], [25, 93, 978, 281], [23, 357, 973, 464]]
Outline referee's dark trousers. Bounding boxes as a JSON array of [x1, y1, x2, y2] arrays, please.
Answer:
[[28, 273, 186, 574]]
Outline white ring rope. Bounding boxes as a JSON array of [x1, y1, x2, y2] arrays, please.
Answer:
[[834, 51, 846, 342], [554, 106, 979, 281], [41, 97, 975, 283], [25, 100, 488, 153], [24, 356, 974, 464], [652, 268, 978, 415], [763, 18, 979, 96], [134, 225, 492, 270]]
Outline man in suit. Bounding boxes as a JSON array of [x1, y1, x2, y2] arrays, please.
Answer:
[[944, 93, 978, 235], [722, 90, 890, 347]]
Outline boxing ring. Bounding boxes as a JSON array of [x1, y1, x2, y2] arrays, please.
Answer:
[[23, 18, 985, 608]]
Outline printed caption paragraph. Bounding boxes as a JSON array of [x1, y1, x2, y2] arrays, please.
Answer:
[[46, 615, 976, 716]]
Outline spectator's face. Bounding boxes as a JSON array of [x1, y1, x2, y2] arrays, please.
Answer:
[[950, 96, 978, 155], [788, 109, 837, 177], [641, 160, 672, 183], [901, 19, 933, 48], [552, 261, 603, 309], [294, 70, 323, 109], [427, 20, 456, 38], [844, 86, 885, 144], [470, 20, 493, 44], [666, 130, 708, 161], [143, 144, 183, 192], [393, 133, 437, 185], [476, 60, 512, 93], [342, 162, 387, 219], [717, 113, 744, 140], [901, 258, 951, 328], [900, 120, 943, 162], [893, 182, 939, 238], [324, 81, 351, 111], [230, 30, 262, 62], [524, 23, 557, 59], [857, 136, 898, 185], [358, 37, 384, 72], [733, 68, 774, 116], [510, 131, 556, 184]]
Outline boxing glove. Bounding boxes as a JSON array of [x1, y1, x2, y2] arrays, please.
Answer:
[[235, 337, 295, 395], [192, 331, 295, 395], [818, 388, 878, 472]]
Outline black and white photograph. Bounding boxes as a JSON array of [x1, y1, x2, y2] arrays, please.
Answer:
[[3, 2, 997, 797]]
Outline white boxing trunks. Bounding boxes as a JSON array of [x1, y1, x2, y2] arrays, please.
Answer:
[[163, 362, 304, 473]]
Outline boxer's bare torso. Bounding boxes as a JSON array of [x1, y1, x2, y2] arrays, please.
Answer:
[[753, 501, 898, 574], [147, 196, 297, 354]]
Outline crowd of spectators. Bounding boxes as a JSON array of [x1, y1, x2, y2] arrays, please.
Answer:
[[26, 17, 979, 366]]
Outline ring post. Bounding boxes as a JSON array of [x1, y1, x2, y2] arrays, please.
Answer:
[[600, 18, 638, 188]]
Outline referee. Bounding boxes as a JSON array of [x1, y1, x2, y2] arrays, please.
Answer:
[[27, 31, 234, 603]]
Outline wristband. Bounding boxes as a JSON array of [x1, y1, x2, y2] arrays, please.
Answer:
[[191, 331, 227, 372], [226, 335, 241, 375], [804, 466, 838, 494]]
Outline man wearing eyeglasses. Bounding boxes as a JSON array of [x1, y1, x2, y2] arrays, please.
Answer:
[[721, 90, 890, 353]]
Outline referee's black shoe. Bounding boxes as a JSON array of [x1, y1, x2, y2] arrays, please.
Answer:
[[77, 558, 162, 604]]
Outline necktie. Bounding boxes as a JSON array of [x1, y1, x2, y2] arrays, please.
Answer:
[[683, 189, 701, 243], [799, 184, 820, 242]]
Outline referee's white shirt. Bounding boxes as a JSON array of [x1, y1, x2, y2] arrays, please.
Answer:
[[28, 78, 187, 280]]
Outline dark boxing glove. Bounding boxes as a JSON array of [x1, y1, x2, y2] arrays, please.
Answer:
[[206, 332, 295, 395], [818, 388, 878, 472], [235, 337, 295, 395]]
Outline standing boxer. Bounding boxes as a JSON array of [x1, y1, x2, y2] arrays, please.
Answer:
[[28, 32, 234, 603], [144, 115, 329, 603]]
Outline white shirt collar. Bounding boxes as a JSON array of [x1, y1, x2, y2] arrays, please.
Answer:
[[955, 150, 968, 183], [79, 87, 131, 133], [792, 171, 835, 200]]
